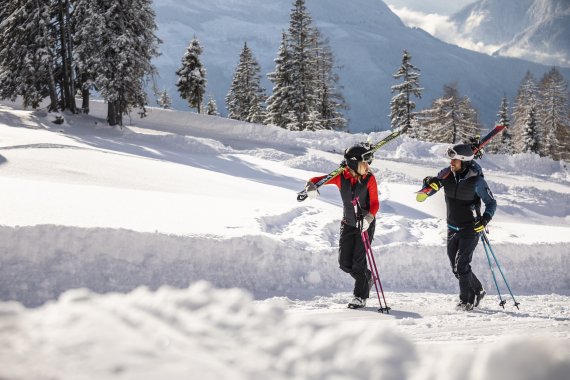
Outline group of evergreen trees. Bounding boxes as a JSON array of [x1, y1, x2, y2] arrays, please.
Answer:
[[0, 0, 160, 126], [263, 1, 347, 131], [1, 1, 568, 161], [174, 0, 347, 131], [508, 69, 569, 160], [389, 51, 570, 161]]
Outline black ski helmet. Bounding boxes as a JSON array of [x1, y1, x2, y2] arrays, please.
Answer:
[[446, 144, 474, 161], [344, 143, 372, 172]]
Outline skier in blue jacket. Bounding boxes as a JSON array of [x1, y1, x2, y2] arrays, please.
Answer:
[[423, 143, 497, 311]]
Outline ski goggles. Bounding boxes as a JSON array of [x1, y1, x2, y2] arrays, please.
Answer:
[[446, 147, 473, 161], [361, 150, 374, 164]]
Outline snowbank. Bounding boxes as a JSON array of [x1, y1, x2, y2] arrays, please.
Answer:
[[1, 225, 567, 307], [1, 282, 568, 380]]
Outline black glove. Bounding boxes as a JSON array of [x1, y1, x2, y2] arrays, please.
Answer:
[[474, 213, 491, 233], [423, 176, 442, 191]]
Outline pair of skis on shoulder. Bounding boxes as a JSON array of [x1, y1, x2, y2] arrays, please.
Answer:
[[296, 126, 409, 202], [296, 124, 506, 202], [415, 125, 506, 202]]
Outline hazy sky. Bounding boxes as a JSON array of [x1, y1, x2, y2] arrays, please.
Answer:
[[385, 0, 476, 16]]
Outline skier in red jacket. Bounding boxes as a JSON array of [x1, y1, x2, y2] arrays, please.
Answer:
[[305, 143, 379, 309]]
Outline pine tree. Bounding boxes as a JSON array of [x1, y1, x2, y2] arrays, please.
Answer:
[[0, 0, 59, 111], [225, 42, 266, 123], [266, 32, 295, 128], [390, 49, 422, 137], [418, 97, 454, 143], [266, 0, 344, 131], [73, 0, 160, 126], [420, 83, 479, 144], [456, 96, 481, 144], [539, 67, 569, 160], [512, 71, 540, 153], [157, 89, 172, 109], [563, 109, 570, 162], [206, 95, 219, 116], [312, 29, 347, 131], [521, 106, 539, 154], [494, 96, 515, 154], [55, 0, 76, 113], [285, 0, 319, 131], [176, 37, 207, 114], [72, 0, 105, 114]]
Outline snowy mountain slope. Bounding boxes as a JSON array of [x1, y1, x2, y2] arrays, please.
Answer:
[[452, 0, 535, 45], [151, 0, 570, 133], [0, 101, 569, 379], [452, 0, 570, 67]]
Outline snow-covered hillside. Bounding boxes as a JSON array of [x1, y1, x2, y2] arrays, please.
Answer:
[[0, 101, 569, 379], [151, 0, 570, 133]]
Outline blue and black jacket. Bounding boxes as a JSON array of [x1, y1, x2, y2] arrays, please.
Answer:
[[438, 161, 497, 230]]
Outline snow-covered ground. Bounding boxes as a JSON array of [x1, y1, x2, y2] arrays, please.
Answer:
[[0, 101, 568, 379]]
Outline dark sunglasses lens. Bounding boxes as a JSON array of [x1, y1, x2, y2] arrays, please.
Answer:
[[447, 148, 456, 159]]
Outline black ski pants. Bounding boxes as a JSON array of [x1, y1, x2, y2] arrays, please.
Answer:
[[447, 228, 483, 304], [338, 221, 375, 299]]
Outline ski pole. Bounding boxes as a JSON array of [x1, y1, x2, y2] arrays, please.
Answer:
[[481, 233, 506, 308], [482, 231, 520, 309], [362, 230, 390, 313]]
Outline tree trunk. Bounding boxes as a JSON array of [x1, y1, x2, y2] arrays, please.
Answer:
[[64, 0, 76, 113], [108, 102, 117, 126], [80, 73, 90, 114], [57, 1, 72, 111]]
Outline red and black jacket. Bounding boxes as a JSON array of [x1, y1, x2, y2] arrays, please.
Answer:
[[310, 168, 379, 227]]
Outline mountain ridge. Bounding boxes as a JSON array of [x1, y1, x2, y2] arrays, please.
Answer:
[[452, 0, 570, 67]]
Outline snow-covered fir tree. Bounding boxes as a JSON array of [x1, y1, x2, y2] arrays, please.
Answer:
[[286, 0, 318, 131], [312, 29, 347, 131], [266, 0, 345, 131], [420, 84, 479, 144], [206, 95, 219, 116], [539, 67, 569, 160], [521, 106, 540, 154], [417, 97, 452, 143], [73, 0, 160, 126], [390, 49, 422, 137], [512, 71, 540, 153], [266, 32, 294, 128], [176, 37, 207, 114], [55, 0, 76, 113], [0, 0, 59, 111], [72, 0, 105, 114], [225, 42, 266, 123], [157, 89, 172, 109], [491, 96, 515, 154], [455, 96, 480, 144]]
